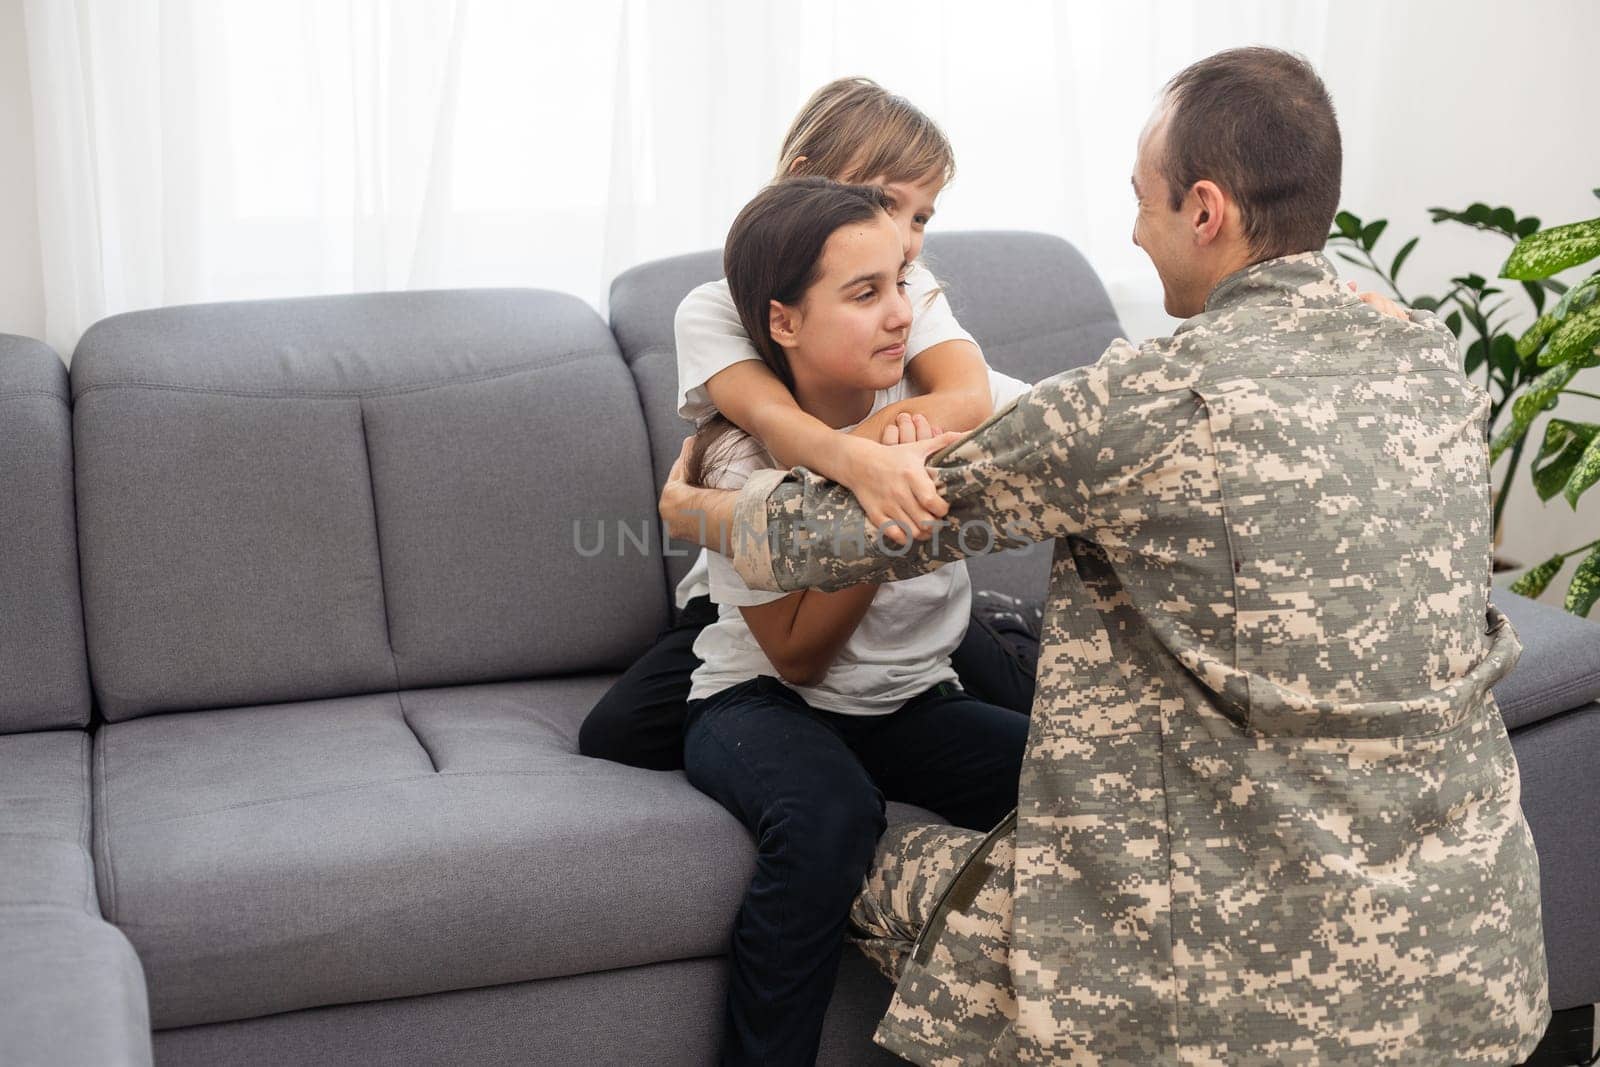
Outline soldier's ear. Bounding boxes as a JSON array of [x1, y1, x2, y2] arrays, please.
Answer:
[[769, 300, 802, 350], [1191, 180, 1227, 246]]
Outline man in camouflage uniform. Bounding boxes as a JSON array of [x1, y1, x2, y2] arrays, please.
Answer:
[[661, 48, 1550, 1065]]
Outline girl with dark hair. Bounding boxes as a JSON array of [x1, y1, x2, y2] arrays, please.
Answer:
[[680, 177, 1030, 1066]]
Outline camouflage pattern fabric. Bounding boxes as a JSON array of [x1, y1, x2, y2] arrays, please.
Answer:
[[850, 815, 1021, 1065], [730, 252, 1551, 1065]]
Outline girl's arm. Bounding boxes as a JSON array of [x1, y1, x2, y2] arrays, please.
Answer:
[[847, 339, 992, 443], [737, 585, 880, 687]]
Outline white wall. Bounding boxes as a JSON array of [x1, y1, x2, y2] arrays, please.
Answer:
[[0, 0, 44, 340]]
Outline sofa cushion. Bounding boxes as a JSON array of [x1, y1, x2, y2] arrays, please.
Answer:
[[0, 335, 92, 733], [607, 232, 1126, 601], [71, 290, 668, 721], [1492, 590, 1600, 731], [92, 675, 943, 1029]]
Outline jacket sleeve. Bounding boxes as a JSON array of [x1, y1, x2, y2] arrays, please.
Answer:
[[731, 359, 1112, 593]]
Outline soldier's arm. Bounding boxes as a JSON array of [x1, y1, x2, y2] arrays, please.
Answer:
[[724, 363, 1110, 593]]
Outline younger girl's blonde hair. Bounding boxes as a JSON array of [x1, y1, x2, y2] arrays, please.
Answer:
[[774, 77, 955, 187]]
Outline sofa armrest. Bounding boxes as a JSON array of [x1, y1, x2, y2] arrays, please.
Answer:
[[1492, 591, 1600, 731], [0, 910, 153, 1067]]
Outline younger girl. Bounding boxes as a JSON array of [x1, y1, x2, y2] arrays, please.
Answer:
[[580, 77, 1041, 771], [683, 177, 1030, 1067]]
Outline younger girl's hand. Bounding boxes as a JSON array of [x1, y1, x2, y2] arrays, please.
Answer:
[[1347, 280, 1409, 321], [843, 430, 965, 546], [878, 411, 943, 445]]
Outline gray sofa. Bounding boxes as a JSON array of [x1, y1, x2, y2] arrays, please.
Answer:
[[1, 232, 1596, 1067]]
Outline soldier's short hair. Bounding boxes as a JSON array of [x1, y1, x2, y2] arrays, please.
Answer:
[[1160, 47, 1342, 261]]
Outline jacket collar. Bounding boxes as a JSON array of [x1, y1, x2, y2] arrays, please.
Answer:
[[1201, 250, 1346, 315]]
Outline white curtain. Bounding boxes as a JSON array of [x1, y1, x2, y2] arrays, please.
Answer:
[[24, 0, 1343, 359]]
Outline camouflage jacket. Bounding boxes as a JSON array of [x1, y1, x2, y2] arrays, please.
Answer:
[[729, 252, 1551, 1065]]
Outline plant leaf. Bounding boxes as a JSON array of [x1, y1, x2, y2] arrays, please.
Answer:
[[1389, 236, 1419, 280], [1563, 432, 1600, 508], [1501, 216, 1600, 280], [1335, 211, 1361, 238], [1445, 310, 1463, 337], [1545, 303, 1600, 366], [1510, 554, 1564, 599], [1524, 280, 1547, 316], [1550, 270, 1600, 322], [1360, 220, 1387, 250], [1464, 338, 1487, 375], [1519, 313, 1557, 360], [1494, 361, 1581, 461], [1530, 419, 1600, 502], [1516, 216, 1542, 238], [1564, 546, 1600, 617], [1490, 420, 1525, 463], [1490, 207, 1518, 233], [1491, 334, 1520, 380]]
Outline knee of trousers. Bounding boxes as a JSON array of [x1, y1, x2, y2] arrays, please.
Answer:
[[763, 791, 887, 890]]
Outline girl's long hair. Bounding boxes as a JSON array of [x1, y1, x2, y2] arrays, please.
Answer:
[[687, 178, 891, 487], [775, 77, 955, 188]]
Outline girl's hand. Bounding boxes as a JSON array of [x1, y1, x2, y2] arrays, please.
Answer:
[[878, 411, 942, 445], [842, 430, 965, 546], [1347, 280, 1409, 321]]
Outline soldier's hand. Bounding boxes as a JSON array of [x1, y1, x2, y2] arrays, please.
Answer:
[[659, 436, 702, 544]]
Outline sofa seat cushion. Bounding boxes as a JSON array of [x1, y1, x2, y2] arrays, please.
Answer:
[[93, 676, 943, 1029], [1493, 591, 1600, 731]]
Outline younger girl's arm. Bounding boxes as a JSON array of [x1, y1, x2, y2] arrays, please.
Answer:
[[701, 361, 946, 542], [702, 338, 992, 545], [848, 339, 992, 442]]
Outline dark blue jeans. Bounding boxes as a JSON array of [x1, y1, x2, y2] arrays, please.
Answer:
[[579, 594, 1038, 771], [683, 675, 1028, 1067]]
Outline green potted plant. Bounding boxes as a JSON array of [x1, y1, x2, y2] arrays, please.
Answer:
[[1326, 193, 1600, 616]]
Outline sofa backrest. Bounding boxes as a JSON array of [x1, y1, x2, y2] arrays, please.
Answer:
[[608, 229, 1126, 596], [70, 290, 667, 722], [0, 336, 93, 733]]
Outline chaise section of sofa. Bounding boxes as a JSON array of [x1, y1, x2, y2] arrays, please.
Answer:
[[0, 334, 154, 1067], [1490, 591, 1600, 1012]]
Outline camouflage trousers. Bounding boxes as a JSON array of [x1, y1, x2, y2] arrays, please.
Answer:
[[847, 813, 1021, 1066]]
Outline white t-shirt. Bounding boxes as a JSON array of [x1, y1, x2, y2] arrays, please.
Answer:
[[687, 380, 974, 716]]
